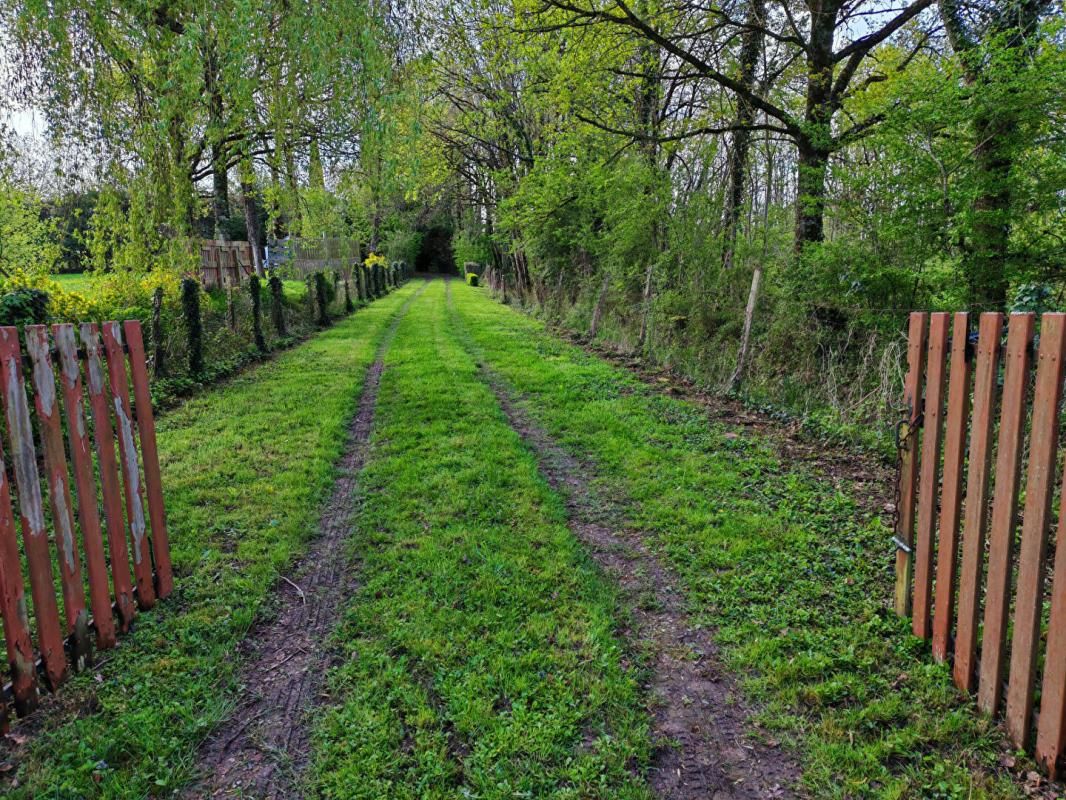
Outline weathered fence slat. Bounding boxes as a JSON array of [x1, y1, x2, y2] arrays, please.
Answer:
[[1005, 313, 1066, 748], [931, 312, 972, 662], [25, 326, 92, 672], [54, 324, 117, 650], [81, 323, 136, 630], [124, 320, 173, 598], [978, 313, 1035, 716], [894, 313, 929, 616], [953, 312, 1003, 693], [0, 320, 173, 720], [1037, 469, 1066, 777], [102, 322, 156, 611], [0, 328, 68, 689], [913, 313, 949, 639], [0, 444, 37, 714]]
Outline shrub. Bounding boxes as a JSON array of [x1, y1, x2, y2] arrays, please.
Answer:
[[466, 273, 480, 287], [0, 287, 50, 326]]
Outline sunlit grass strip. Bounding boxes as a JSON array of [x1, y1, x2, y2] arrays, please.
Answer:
[[310, 279, 652, 800], [9, 282, 423, 799], [447, 285, 1026, 800]]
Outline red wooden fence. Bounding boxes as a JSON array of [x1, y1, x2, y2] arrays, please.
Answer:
[[896, 311, 1066, 777], [0, 320, 171, 723]]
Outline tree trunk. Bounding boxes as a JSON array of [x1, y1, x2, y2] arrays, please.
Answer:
[[793, 4, 835, 253], [589, 273, 609, 338], [967, 113, 1012, 307], [794, 141, 830, 250], [239, 160, 264, 276], [721, 0, 766, 272], [937, 0, 1050, 307]]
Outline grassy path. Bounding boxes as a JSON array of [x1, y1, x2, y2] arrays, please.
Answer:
[[188, 281, 429, 797], [3, 283, 422, 798], [436, 283, 1031, 798], [309, 279, 652, 799]]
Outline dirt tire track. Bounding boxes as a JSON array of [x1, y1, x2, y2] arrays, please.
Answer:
[[187, 282, 427, 799], [445, 279, 799, 799]]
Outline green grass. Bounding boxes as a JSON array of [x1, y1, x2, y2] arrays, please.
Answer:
[[48, 273, 94, 295], [445, 283, 1027, 799], [9, 281, 423, 799], [310, 280, 652, 799]]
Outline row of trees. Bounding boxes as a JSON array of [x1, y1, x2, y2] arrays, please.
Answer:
[[2, 1, 1063, 423], [0, 0, 408, 274], [362, 0, 1065, 422]]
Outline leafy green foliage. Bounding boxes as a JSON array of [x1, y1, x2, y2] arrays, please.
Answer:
[[0, 286, 49, 326]]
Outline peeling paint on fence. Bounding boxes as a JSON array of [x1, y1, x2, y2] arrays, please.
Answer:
[[0, 320, 172, 717]]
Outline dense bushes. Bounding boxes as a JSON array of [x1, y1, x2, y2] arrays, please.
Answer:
[[0, 265, 399, 409]]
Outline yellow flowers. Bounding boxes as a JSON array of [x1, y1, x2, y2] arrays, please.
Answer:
[[363, 252, 387, 269], [0, 269, 92, 321]]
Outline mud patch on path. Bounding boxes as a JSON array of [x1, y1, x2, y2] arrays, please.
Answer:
[[446, 282, 799, 799], [187, 282, 426, 799]]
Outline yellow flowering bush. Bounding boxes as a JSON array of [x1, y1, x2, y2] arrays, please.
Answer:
[[363, 252, 387, 269], [0, 269, 93, 321]]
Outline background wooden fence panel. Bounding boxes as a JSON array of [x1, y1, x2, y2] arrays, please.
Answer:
[[896, 310, 1066, 777], [0, 320, 172, 722], [200, 240, 255, 289]]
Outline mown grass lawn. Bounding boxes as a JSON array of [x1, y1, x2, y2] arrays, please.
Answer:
[[310, 280, 652, 799], [446, 283, 1027, 799], [6, 282, 422, 799]]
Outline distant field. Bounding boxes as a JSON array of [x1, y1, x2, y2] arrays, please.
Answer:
[[49, 272, 94, 294]]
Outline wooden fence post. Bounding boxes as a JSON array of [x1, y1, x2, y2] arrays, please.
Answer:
[[0, 434, 38, 713], [151, 286, 165, 378], [102, 322, 156, 611], [1037, 466, 1066, 777], [269, 275, 286, 337], [978, 313, 1035, 716], [932, 313, 972, 662], [913, 312, 949, 639], [953, 312, 1003, 693], [53, 324, 117, 650], [25, 326, 92, 671], [894, 312, 928, 617], [0, 328, 68, 689], [124, 321, 174, 599], [81, 323, 136, 631], [1005, 313, 1066, 748]]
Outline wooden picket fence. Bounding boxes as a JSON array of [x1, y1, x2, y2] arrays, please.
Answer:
[[0, 320, 171, 723], [895, 311, 1066, 777]]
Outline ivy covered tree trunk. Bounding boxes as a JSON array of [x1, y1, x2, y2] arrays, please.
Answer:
[[937, 0, 1052, 308]]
